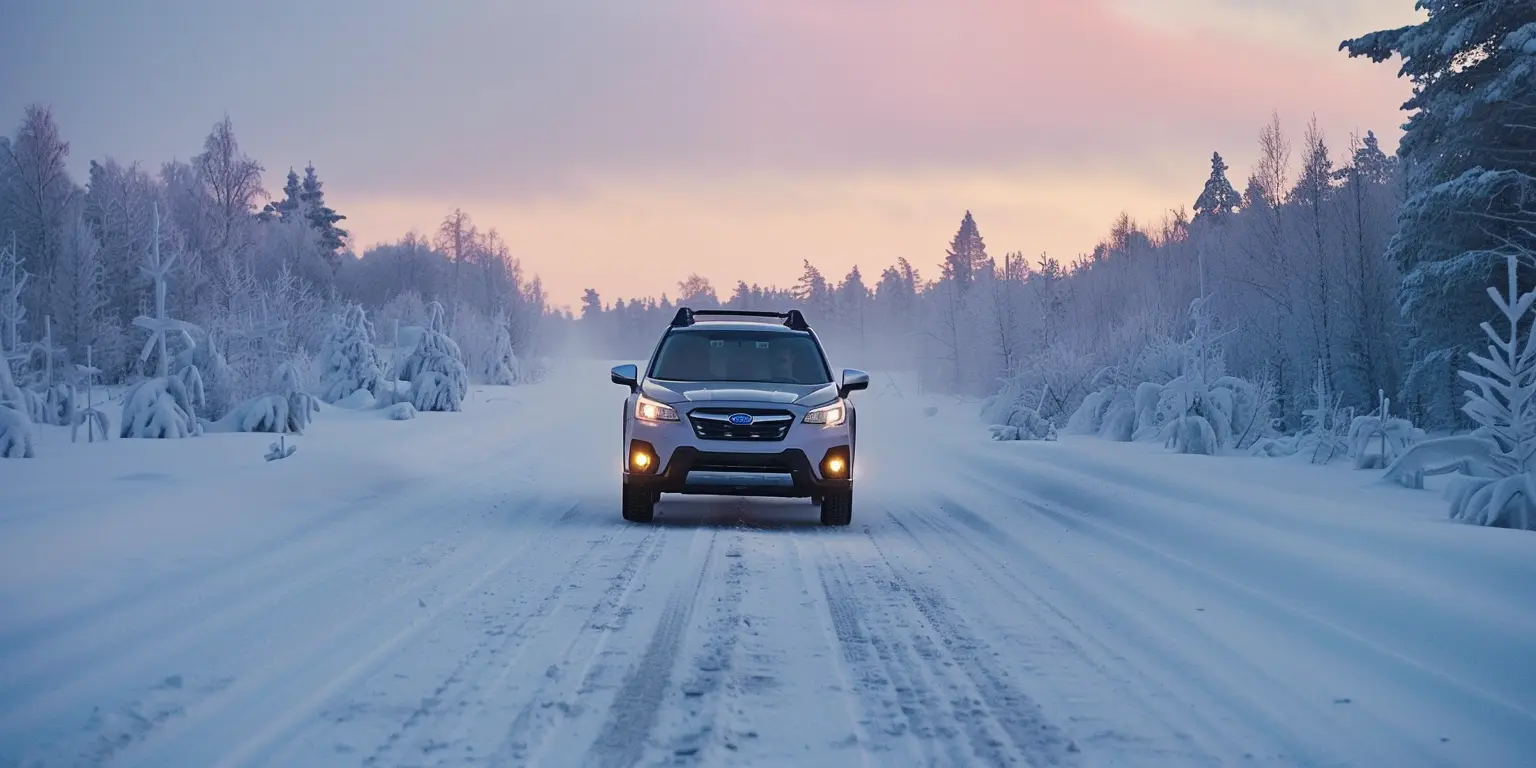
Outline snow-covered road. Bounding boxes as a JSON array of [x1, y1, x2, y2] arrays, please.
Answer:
[[3, 361, 1535, 767]]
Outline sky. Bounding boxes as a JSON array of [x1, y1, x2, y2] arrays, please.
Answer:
[[0, 0, 1423, 310]]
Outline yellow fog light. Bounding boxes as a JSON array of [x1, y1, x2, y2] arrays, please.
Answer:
[[632, 452, 652, 469], [826, 457, 846, 475]]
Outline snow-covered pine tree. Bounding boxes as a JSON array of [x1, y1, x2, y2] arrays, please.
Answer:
[[120, 204, 201, 439], [1342, 5, 1536, 428], [479, 310, 520, 385], [0, 343, 36, 458], [1192, 151, 1242, 223], [1348, 389, 1421, 470], [399, 301, 468, 412], [220, 359, 320, 434], [258, 168, 303, 223], [318, 302, 382, 403], [1446, 250, 1536, 530], [299, 163, 348, 260]]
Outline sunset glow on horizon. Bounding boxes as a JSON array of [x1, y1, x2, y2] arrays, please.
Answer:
[[2, 0, 1422, 309]]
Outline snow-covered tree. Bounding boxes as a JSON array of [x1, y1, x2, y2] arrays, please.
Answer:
[[1193, 151, 1241, 223], [399, 301, 467, 412], [299, 163, 347, 259], [317, 302, 382, 403], [1446, 251, 1536, 530], [120, 204, 201, 438], [1342, 5, 1536, 428], [479, 310, 521, 386], [258, 168, 302, 223], [218, 360, 319, 434], [0, 344, 35, 458]]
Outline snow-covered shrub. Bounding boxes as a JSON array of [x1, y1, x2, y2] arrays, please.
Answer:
[[398, 302, 468, 412], [216, 361, 320, 434], [1301, 362, 1352, 464], [1442, 252, 1536, 530], [332, 388, 377, 410], [990, 411, 1058, 442], [1150, 374, 1226, 455], [120, 376, 200, 438], [317, 303, 382, 403], [386, 402, 416, 420], [1348, 391, 1424, 470], [1062, 296, 1263, 456], [0, 357, 35, 458], [220, 394, 292, 434], [1383, 432, 1500, 490], [986, 379, 1060, 441], [172, 328, 234, 419], [0, 405, 34, 458]]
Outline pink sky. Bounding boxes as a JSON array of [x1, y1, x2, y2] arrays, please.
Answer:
[[7, 0, 1419, 310], [341, 0, 1417, 309]]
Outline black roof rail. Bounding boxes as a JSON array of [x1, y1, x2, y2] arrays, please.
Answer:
[[669, 307, 812, 331]]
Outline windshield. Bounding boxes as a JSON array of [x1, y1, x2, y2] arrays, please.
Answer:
[[649, 329, 832, 384]]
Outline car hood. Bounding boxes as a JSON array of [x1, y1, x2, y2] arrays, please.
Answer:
[[642, 379, 837, 407]]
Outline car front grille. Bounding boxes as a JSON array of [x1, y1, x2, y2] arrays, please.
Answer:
[[687, 408, 794, 441]]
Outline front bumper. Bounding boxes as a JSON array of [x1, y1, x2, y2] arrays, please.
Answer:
[[626, 445, 851, 497]]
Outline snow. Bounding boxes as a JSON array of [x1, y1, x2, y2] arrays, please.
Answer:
[[2, 360, 1535, 766]]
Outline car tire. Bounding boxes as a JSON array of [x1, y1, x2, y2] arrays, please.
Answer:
[[622, 481, 656, 523], [819, 487, 853, 526]]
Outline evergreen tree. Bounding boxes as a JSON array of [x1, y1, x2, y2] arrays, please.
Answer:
[[259, 168, 302, 222], [1192, 151, 1241, 223], [579, 288, 603, 321], [1336, 130, 1393, 185], [317, 302, 382, 403], [299, 163, 348, 256], [1342, 3, 1536, 426], [942, 211, 988, 288], [792, 260, 829, 316]]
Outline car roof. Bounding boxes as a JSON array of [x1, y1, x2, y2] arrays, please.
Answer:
[[672, 321, 810, 334]]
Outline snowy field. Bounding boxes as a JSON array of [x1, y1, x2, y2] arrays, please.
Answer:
[[2, 359, 1535, 767]]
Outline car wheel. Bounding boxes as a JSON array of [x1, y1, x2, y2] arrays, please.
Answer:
[[622, 481, 656, 523], [819, 487, 853, 526]]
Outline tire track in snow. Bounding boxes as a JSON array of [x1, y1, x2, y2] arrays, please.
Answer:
[[890, 501, 1225, 765], [582, 527, 720, 768], [488, 524, 684, 765], [652, 528, 749, 763], [344, 513, 625, 767], [0, 447, 545, 732], [97, 501, 583, 768], [0, 439, 532, 657], [822, 526, 1083, 767], [816, 552, 971, 766], [938, 460, 1492, 765]]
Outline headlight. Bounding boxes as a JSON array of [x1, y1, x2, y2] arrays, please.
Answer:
[[803, 399, 847, 427], [635, 395, 679, 422]]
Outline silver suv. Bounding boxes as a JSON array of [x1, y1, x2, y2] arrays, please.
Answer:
[[610, 308, 869, 525]]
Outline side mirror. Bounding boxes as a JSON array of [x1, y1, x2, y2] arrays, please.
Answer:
[[611, 363, 639, 391], [839, 368, 869, 398]]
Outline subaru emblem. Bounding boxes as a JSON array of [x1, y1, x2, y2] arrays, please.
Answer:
[[728, 413, 754, 426]]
